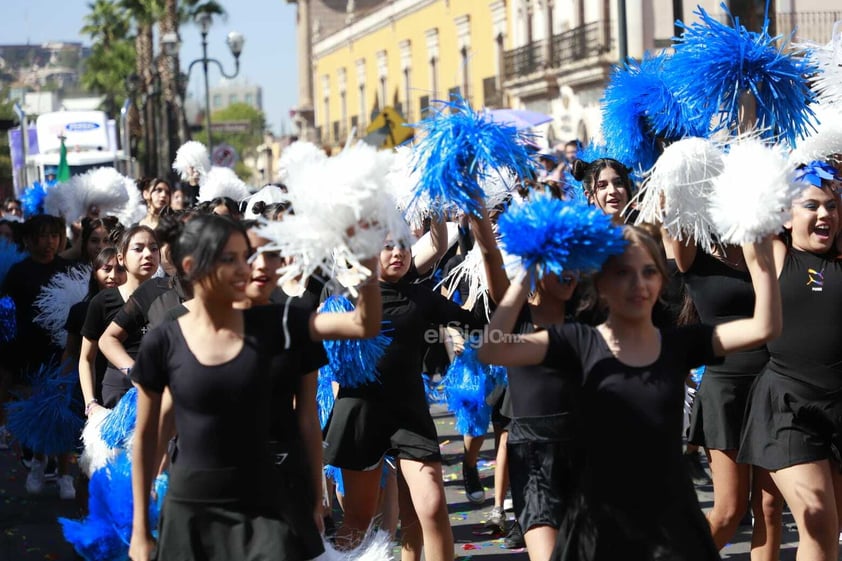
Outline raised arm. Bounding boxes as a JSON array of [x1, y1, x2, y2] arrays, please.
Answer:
[[468, 204, 509, 305], [411, 216, 450, 275], [711, 237, 782, 356], [129, 384, 162, 561], [309, 259, 382, 341], [99, 320, 134, 371], [477, 271, 550, 367]]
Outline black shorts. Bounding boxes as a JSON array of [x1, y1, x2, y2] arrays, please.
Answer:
[[738, 369, 842, 471], [323, 397, 441, 470], [688, 371, 757, 450], [508, 414, 576, 532]]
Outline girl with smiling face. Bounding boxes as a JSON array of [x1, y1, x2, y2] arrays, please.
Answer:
[[79, 226, 160, 414], [738, 164, 842, 561], [129, 215, 382, 561], [572, 159, 635, 224], [479, 226, 781, 561]]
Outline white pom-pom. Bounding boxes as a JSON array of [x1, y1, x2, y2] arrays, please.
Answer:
[[789, 103, 842, 167], [243, 184, 287, 218], [800, 34, 842, 107], [277, 141, 328, 184], [257, 143, 406, 290], [437, 244, 490, 318], [113, 176, 146, 226], [635, 138, 724, 249], [79, 407, 116, 476], [172, 141, 211, 181], [43, 180, 73, 219], [48, 167, 133, 221], [33, 265, 91, 348], [479, 166, 518, 210], [318, 528, 393, 561], [709, 140, 799, 244], [199, 167, 252, 203]]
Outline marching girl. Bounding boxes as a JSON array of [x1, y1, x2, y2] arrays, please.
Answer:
[[60, 216, 121, 265], [79, 225, 160, 412], [128, 215, 382, 561], [572, 158, 636, 224], [479, 226, 781, 561], [138, 178, 172, 230], [738, 163, 842, 561]]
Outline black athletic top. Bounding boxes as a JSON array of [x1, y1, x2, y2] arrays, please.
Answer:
[[132, 303, 326, 468], [1, 256, 72, 371], [682, 249, 768, 375], [81, 288, 143, 362], [507, 307, 579, 419], [113, 275, 187, 334], [337, 280, 485, 412], [767, 249, 842, 391], [67, 299, 105, 402], [543, 323, 717, 503]]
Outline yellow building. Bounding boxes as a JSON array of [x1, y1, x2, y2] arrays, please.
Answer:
[[311, 0, 510, 148]]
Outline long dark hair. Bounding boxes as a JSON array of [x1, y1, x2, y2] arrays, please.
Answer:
[[80, 216, 122, 262], [172, 214, 248, 283], [571, 158, 635, 199], [88, 246, 121, 296]]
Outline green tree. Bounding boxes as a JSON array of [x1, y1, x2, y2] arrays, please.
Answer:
[[211, 103, 266, 181]]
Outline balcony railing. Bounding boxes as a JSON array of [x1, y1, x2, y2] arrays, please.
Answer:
[[551, 21, 610, 68], [777, 11, 842, 42], [504, 40, 546, 79], [483, 76, 503, 108]]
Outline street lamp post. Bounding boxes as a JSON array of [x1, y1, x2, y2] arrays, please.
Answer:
[[187, 12, 245, 152]]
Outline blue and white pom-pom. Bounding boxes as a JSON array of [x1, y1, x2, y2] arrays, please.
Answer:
[[20, 181, 51, 217], [410, 97, 533, 217], [709, 139, 799, 244], [5, 363, 84, 455], [0, 296, 15, 343], [666, 4, 816, 146], [33, 264, 91, 348], [635, 137, 725, 249], [789, 103, 842, 168], [100, 387, 137, 450], [172, 140, 211, 182], [601, 53, 709, 173], [497, 193, 627, 279], [442, 345, 498, 437], [318, 295, 391, 388], [79, 406, 114, 476], [59, 452, 169, 561], [199, 166, 252, 203]]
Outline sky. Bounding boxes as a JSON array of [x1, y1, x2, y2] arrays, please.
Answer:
[[0, 0, 300, 136]]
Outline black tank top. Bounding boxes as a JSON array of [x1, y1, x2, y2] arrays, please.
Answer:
[[768, 248, 842, 390], [682, 249, 768, 375]]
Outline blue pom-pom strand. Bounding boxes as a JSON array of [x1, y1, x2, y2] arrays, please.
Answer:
[[100, 387, 137, 450], [0, 296, 15, 343], [497, 195, 627, 279], [317, 370, 335, 429], [442, 345, 500, 437], [5, 362, 84, 455], [319, 295, 391, 388], [20, 181, 51, 217], [666, 3, 817, 147], [411, 96, 534, 217]]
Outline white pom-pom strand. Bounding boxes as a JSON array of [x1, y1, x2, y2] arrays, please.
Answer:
[[199, 167, 252, 203], [709, 140, 799, 244], [33, 265, 91, 348], [789, 103, 842, 167], [172, 141, 211, 181]]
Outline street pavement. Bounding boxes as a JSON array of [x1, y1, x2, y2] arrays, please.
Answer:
[[0, 404, 802, 561]]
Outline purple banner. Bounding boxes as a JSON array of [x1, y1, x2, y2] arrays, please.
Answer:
[[8, 126, 40, 192]]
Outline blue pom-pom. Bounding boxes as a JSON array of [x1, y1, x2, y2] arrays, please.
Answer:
[[319, 295, 391, 388], [666, 3, 817, 147], [422, 373, 445, 405], [411, 96, 534, 217], [100, 387, 137, 450], [324, 464, 345, 496], [602, 53, 710, 172], [149, 472, 169, 535], [497, 195, 627, 279], [442, 345, 497, 437], [690, 366, 706, 386], [20, 181, 51, 217], [0, 296, 15, 343], [0, 238, 27, 287], [317, 370, 335, 429], [6, 363, 83, 455], [60, 453, 168, 560]]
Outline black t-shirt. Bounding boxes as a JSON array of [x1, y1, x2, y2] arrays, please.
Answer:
[[338, 280, 486, 412], [767, 249, 842, 390], [1, 256, 72, 371], [81, 288, 145, 366], [507, 307, 579, 418], [682, 249, 768, 375], [113, 276, 186, 335], [543, 323, 716, 504], [131, 303, 326, 468], [65, 300, 89, 337]]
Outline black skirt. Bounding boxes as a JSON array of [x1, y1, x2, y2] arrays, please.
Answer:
[[154, 461, 323, 561], [738, 368, 842, 471], [687, 371, 757, 450], [323, 396, 441, 470]]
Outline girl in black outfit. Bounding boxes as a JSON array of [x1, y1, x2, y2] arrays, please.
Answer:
[[738, 170, 842, 560], [573, 159, 635, 225], [129, 215, 382, 561], [479, 226, 781, 561]]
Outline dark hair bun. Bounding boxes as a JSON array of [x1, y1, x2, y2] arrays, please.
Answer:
[[571, 159, 591, 182]]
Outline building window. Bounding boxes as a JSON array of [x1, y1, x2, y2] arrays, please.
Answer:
[[351, 115, 359, 136], [333, 121, 340, 143], [229, 94, 238, 105], [340, 91, 347, 136], [213, 94, 222, 108], [359, 84, 366, 129], [403, 68, 411, 121], [448, 86, 461, 99], [245, 93, 254, 105], [419, 95, 430, 117], [379, 76, 387, 111]]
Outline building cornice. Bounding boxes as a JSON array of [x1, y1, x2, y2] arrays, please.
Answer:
[[313, 0, 439, 58]]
